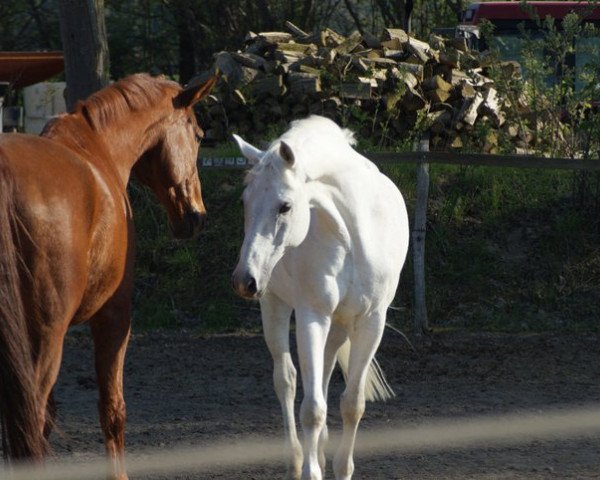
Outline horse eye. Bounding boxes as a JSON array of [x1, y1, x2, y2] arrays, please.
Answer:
[[279, 202, 291, 214]]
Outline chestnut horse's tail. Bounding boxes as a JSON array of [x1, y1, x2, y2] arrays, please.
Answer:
[[0, 159, 46, 460]]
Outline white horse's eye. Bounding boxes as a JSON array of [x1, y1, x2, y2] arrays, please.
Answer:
[[279, 202, 292, 214]]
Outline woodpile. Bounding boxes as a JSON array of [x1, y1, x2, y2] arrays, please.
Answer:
[[196, 22, 528, 152]]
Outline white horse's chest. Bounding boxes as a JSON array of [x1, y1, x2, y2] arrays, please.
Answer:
[[267, 211, 369, 317]]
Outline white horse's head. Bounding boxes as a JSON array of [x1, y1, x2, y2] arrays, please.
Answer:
[[231, 134, 311, 299]]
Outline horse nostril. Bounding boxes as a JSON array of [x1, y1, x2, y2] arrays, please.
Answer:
[[246, 277, 257, 295]]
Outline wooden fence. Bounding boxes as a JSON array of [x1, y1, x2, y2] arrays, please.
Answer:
[[199, 149, 600, 335]]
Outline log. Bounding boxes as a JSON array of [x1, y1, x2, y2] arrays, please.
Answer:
[[335, 30, 364, 55], [362, 30, 381, 49], [481, 87, 505, 126], [455, 80, 477, 99], [383, 28, 409, 44], [383, 48, 404, 61], [423, 74, 452, 92], [287, 71, 321, 95], [391, 69, 419, 89], [407, 42, 430, 64], [428, 110, 452, 133], [213, 51, 244, 87], [395, 62, 424, 81], [276, 42, 318, 55], [230, 52, 270, 71], [320, 28, 345, 48], [456, 92, 484, 127], [426, 88, 450, 104], [340, 78, 373, 99], [381, 38, 402, 50], [402, 84, 427, 111], [284, 21, 309, 38], [257, 32, 293, 44], [249, 74, 285, 98]]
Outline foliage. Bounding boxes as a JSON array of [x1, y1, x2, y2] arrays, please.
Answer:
[[0, 2, 61, 51], [384, 163, 600, 334], [130, 158, 251, 332], [481, 6, 600, 160], [0, 0, 465, 83]]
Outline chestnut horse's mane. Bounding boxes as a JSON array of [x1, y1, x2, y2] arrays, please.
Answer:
[[73, 74, 181, 132]]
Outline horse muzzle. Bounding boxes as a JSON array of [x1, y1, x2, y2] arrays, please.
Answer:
[[231, 269, 261, 300], [172, 210, 207, 239]]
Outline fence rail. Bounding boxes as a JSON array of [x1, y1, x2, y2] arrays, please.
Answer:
[[200, 152, 600, 170]]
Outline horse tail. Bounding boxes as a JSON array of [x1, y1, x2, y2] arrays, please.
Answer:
[[0, 159, 46, 460], [336, 338, 395, 402]]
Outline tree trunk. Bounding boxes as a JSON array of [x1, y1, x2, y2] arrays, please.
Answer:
[[177, 15, 195, 85], [58, 0, 110, 111]]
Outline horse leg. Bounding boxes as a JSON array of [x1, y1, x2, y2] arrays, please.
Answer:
[[333, 311, 386, 480], [90, 302, 131, 480], [295, 308, 331, 480], [35, 324, 69, 441], [318, 323, 348, 473], [43, 390, 57, 439], [260, 293, 302, 480]]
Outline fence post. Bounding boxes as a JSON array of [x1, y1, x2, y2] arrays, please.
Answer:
[[412, 135, 430, 335]]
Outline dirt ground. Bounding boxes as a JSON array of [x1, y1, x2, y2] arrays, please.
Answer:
[[50, 326, 600, 479]]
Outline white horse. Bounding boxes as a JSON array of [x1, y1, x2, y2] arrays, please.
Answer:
[[232, 115, 409, 480]]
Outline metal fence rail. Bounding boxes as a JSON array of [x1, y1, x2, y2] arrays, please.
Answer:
[[200, 152, 600, 170]]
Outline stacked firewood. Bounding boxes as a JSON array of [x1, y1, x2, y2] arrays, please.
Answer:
[[197, 21, 528, 152]]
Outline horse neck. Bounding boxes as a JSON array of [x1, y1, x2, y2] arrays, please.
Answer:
[[47, 109, 163, 190], [303, 145, 371, 190], [304, 146, 376, 238], [101, 112, 163, 185]]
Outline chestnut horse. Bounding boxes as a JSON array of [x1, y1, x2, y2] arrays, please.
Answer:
[[0, 73, 216, 479]]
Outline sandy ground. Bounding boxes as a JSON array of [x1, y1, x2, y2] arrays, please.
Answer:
[[48, 326, 600, 479]]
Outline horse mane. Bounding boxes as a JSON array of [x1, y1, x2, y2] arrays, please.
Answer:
[[286, 115, 357, 147], [73, 73, 181, 132], [244, 115, 362, 185]]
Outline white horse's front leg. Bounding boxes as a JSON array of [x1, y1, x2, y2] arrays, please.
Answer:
[[295, 309, 331, 480], [319, 323, 348, 473], [333, 310, 386, 480], [260, 293, 302, 479]]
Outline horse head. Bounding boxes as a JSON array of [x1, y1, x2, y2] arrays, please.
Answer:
[[231, 135, 311, 299], [133, 74, 217, 239]]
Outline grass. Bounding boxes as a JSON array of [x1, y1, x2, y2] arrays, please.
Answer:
[[129, 155, 600, 335]]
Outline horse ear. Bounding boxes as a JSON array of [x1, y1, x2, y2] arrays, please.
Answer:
[[232, 134, 263, 165], [279, 141, 295, 167], [175, 72, 219, 108]]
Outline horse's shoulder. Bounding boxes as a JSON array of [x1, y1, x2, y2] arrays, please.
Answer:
[[309, 186, 352, 250]]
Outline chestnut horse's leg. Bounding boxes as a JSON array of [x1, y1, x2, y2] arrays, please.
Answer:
[[43, 390, 57, 439], [35, 325, 69, 440], [90, 297, 132, 480]]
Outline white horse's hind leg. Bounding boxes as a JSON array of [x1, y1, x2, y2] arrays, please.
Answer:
[[333, 311, 386, 480], [295, 309, 331, 480], [260, 293, 302, 479], [318, 324, 348, 473]]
